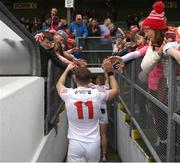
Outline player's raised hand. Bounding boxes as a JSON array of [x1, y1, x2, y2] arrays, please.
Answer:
[[102, 58, 113, 72], [66, 63, 75, 71], [114, 62, 125, 74]]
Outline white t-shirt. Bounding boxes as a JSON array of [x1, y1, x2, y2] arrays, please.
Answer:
[[163, 42, 180, 55], [88, 83, 109, 109], [89, 83, 109, 90], [59, 87, 109, 142]]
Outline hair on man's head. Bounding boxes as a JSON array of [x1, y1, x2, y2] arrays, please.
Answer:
[[96, 74, 106, 85], [42, 31, 54, 41], [54, 43, 63, 54], [74, 67, 91, 85]]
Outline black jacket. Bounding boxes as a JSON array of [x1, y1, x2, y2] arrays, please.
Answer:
[[39, 46, 67, 77]]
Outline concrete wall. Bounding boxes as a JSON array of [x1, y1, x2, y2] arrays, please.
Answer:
[[0, 77, 44, 162], [33, 111, 68, 162], [117, 105, 152, 162], [0, 77, 68, 162]]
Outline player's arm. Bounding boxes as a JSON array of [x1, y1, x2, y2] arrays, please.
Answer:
[[104, 72, 109, 85], [102, 59, 120, 101], [107, 73, 120, 100], [56, 63, 75, 93]]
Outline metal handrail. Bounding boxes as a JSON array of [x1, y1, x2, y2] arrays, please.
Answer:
[[76, 36, 115, 39], [75, 36, 114, 65], [81, 50, 113, 53]]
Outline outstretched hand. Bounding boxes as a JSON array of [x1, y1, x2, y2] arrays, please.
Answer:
[[34, 33, 44, 42], [108, 56, 125, 73], [109, 56, 122, 63], [68, 47, 80, 54], [102, 58, 113, 72], [73, 58, 87, 68]]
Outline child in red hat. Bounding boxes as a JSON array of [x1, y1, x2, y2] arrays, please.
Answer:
[[163, 26, 180, 64]]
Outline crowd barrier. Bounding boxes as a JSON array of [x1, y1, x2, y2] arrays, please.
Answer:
[[116, 56, 180, 162]]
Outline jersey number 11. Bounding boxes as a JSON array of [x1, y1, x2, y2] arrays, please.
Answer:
[[74, 101, 94, 119]]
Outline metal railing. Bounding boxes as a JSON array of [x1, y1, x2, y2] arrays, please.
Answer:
[[76, 37, 115, 65], [116, 56, 180, 162]]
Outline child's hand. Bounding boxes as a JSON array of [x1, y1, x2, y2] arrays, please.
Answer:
[[163, 37, 173, 45], [158, 39, 168, 56], [77, 59, 87, 67], [73, 59, 87, 68], [109, 56, 122, 63]]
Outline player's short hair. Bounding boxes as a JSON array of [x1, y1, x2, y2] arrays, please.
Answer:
[[74, 67, 91, 85], [96, 74, 106, 85]]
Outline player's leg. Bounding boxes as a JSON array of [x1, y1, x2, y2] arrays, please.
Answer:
[[100, 108, 108, 161], [85, 141, 100, 162], [67, 139, 86, 162], [100, 123, 108, 161]]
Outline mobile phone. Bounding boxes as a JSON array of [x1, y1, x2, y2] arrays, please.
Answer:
[[165, 32, 176, 41]]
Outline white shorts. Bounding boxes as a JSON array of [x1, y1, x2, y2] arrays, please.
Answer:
[[99, 108, 108, 124], [67, 139, 100, 162]]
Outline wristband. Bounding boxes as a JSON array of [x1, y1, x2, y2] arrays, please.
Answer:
[[107, 71, 114, 76]]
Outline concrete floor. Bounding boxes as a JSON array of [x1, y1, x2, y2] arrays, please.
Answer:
[[106, 143, 121, 162]]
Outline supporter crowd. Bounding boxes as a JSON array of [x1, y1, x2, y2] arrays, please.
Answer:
[[19, 4, 180, 78], [29, 7, 130, 77]]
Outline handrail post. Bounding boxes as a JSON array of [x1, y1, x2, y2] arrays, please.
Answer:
[[167, 57, 177, 161], [45, 60, 52, 135], [130, 60, 136, 116], [67, 8, 71, 24]]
